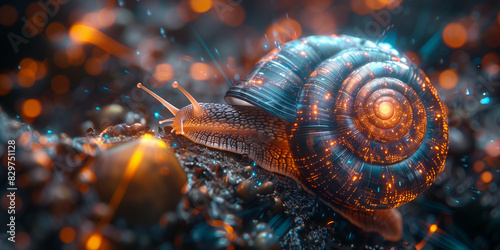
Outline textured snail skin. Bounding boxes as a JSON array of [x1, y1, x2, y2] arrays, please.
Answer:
[[171, 103, 299, 179], [156, 35, 448, 241]]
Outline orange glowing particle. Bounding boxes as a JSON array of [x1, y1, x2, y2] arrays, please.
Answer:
[[481, 171, 493, 183], [70, 24, 135, 62], [19, 58, 38, 73], [154, 63, 174, 82], [279, 18, 302, 39], [85, 57, 103, 76], [189, 0, 213, 13], [54, 50, 70, 69], [59, 227, 76, 243], [35, 61, 47, 80], [481, 52, 500, 75], [39, 135, 48, 145], [353, 176, 357, 181], [442, 22, 467, 48], [439, 69, 458, 89], [0, 5, 18, 26], [189, 62, 211, 81], [404, 51, 420, 65], [0, 74, 13, 95], [418, 169, 423, 173], [351, 0, 371, 15], [66, 46, 86, 66], [17, 69, 36, 88], [486, 140, 500, 157], [220, 5, 245, 27], [51, 75, 70, 94], [330, 142, 334, 146], [86, 233, 102, 250], [46, 22, 66, 42], [429, 224, 438, 233], [22, 99, 42, 118], [388, 183, 392, 188], [15, 232, 31, 249], [364, 0, 386, 10], [97, 8, 115, 27], [473, 161, 485, 173]]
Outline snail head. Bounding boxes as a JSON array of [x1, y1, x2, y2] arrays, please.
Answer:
[[137, 82, 204, 135]]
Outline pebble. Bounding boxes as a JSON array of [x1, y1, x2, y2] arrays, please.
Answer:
[[254, 231, 279, 250], [111, 124, 130, 137], [129, 123, 145, 135], [257, 181, 275, 195], [270, 197, 284, 214], [92, 136, 187, 224], [242, 165, 253, 178], [236, 179, 257, 202]]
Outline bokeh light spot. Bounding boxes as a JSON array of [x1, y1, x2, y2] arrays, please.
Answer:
[[439, 69, 458, 89], [351, 0, 371, 15], [0, 74, 13, 95], [154, 63, 174, 82], [190, 62, 211, 81], [0, 5, 18, 26], [17, 69, 36, 88], [480, 171, 493, 183], [15, 232, 31, 249], [86, 233, 102, 250], [190, 0, 213, 13], [46, 22, 66, 42], [51, 75, 70, 94], [85, 57, 103, 76], [220, 5, 245, 27], [59, 227, 76, 243], [22, 99, 42, 118], [442, 22, 467, 48]]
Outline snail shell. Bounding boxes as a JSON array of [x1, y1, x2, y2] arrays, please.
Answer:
[[138, 35, 448, 241], [225, 35, 448, 240]]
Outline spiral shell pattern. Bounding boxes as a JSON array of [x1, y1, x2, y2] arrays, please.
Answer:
[[290, 43, 448, 211], [226, 35, 448, 212], [225, 35, 398, 122]]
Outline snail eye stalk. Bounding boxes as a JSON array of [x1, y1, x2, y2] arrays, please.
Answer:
[[172, 81, 203, 117], [137, 83, 179, 116]]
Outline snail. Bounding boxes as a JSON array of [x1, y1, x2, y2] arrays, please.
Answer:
[[136, 35, 449, 241]]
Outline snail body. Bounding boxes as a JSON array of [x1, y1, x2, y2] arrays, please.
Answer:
[[137, 35, 448, 241]]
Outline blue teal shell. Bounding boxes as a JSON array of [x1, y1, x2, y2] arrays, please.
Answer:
[[225, 35, 449, 211]]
